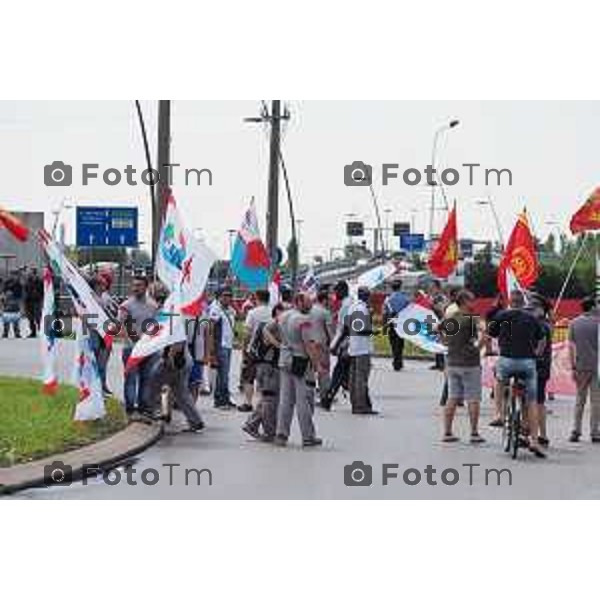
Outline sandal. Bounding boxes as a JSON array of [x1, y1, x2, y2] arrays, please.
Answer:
[[529, 445, 547, 459], [489, 419, 503, 428], [470, 433, 486, 444], [442, 434, 459, 443]]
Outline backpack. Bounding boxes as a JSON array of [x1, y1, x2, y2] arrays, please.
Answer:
[[247, 322, 272, 363]]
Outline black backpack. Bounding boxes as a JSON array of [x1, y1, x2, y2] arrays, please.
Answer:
[[248, 322, 272, 363]]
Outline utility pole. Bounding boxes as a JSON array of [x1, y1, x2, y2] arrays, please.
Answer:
[[266, 100, 282, 264], [153, 100, 171, 267], [244, 100, 290, 269]]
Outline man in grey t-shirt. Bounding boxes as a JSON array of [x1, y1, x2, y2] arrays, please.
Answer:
[[118, 276, 158, 415], [568, 296, 600, 442], [275, 292, 324, 447]]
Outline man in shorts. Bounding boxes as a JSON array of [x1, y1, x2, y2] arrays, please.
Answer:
[[487, 289, 546, 458], [440, 289, 485, 443]]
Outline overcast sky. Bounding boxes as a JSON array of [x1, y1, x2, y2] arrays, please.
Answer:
[[1, 101, 598, 260]]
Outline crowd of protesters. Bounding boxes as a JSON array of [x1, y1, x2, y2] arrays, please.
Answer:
[[3, 266, 600, 456], [0, 266, 43, 338]]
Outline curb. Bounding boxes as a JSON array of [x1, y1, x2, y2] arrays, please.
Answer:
[[0, 421, 163, 496]]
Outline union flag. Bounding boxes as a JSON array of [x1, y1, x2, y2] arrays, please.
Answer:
[[428, 205, 458, 278], [570, 187, 600, 234], [498, 209, 539, 297], [0, 206, 29, 242]]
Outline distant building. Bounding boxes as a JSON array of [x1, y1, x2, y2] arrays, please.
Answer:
[[0, 211, 44, 274]]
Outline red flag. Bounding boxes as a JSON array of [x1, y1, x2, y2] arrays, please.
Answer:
[[428, 205, 458, 278], [0, 207, 29, 242], [498, 209, 538, 297], [570, 187, 600, 234]]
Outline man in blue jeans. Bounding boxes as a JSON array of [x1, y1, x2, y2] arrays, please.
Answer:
[[118, 276, 158, 416], [208, 287, 237, 410], [487, 289, 546, 458]]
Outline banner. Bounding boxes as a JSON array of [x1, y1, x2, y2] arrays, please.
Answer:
[[157, 193, 216, 316], [356, 262, 397, 290], [73, 320, 106, 421], [231, 198, 271, 291], [570, 187, 600, 234], [0, 205, 29, 242], [125, 290, 188, 372], [428, 205, 458, 278], [38, 229, 114, 347], [482, 342, 576, 397], [41, 267, 59, 395], [497, 210, 538, 297], [393, 301, 447, 354]]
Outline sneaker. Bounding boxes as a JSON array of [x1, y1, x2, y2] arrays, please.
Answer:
[[538, 436, 550, 447], [470, 433, 486, 444], [302, 437, 323, 448], [186, 421, 205, 433], [489, 418, 503, 428], [237, 403, 253, 413], [442, 434, 459, 443], [352, 408, 379, 415], [273, 435, 288, 447], [591, 436, 600, 444], [569, 431, 581, 443]]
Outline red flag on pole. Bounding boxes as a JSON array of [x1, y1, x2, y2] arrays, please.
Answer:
[[570, 187, 600, 234], [497, 209, 539, 297], [428, 205, 458, 278], [0, 206, 29, 242]]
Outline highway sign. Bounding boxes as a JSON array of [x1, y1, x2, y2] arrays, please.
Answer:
[[346, 221, 365, 237], [76, 207, 138, 248], [400, 233, 425, 252], [393, 221, 411, 237]]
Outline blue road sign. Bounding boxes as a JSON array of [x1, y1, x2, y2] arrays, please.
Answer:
[[76, 207, 138, 248], [400, 233, 425, 252]]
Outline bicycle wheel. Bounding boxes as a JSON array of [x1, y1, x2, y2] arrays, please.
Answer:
[[502, 400, 512, 453], [511, 405, 521, 459]]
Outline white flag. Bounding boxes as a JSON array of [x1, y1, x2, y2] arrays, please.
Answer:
[[41, 267, 59, 395]]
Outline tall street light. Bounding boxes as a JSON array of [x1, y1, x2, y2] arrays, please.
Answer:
[[429, 119, 460, 242]]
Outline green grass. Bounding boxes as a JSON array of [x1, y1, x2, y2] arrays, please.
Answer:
[[0, 378, 127, 467]]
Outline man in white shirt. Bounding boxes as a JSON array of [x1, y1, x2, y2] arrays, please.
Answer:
[[208, 287, 237, 410], [347, 287, 378, 415], [321, 280, 353, 410], [239, 289, 272, 411]]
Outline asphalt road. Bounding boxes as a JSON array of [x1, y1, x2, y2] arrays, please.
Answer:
[[2, 336, 600, 499]]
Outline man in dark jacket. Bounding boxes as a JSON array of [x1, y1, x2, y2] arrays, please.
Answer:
[[24, 267, 44, 337]]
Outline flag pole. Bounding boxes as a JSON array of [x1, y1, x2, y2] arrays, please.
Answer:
[[552, 233, 588, 318]]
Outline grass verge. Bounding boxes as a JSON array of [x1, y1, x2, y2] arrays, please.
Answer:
[[0, 377, 127, 467]]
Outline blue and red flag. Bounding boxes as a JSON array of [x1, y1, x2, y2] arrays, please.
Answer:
[[231, 199, 271, 291]]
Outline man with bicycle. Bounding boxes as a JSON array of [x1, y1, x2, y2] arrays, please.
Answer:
[[487, 289, 547, 458]]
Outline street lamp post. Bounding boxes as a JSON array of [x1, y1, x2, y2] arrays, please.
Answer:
[[429, 119, 460, 242], [384, 207, 392, 255]]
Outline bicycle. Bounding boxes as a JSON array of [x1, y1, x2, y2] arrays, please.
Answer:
[[502, 375, 528, 459]]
